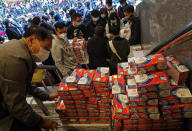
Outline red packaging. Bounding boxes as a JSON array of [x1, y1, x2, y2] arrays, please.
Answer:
[[162, 112, 183, 119], [72, 38, 88, 64], [55, 99, 66, 114], [160, 86, 192, 105], [134, 72, 170, 91], [166, 56, 189, 85], [57, 81, 70, 97], [93, 67, 109, 87], [129, 106, 159, 114], [111, 75, 125, 94], [78, 70, 96, 97], [113, 94, 130, 119], [128, 54, 167, 73], [65, 68, 85, 89]]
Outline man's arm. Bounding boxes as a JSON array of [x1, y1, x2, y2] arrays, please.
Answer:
[[28, 86, 49, 101]]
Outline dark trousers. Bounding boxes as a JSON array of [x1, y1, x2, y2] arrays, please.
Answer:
[[11, 119, 42, 131]]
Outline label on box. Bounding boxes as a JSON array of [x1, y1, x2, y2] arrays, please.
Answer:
[[112, 84, 121, 94], [78, 77, 88, 85], [66, 76, 76, 83]]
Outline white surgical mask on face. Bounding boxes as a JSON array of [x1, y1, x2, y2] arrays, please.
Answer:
[[111, 19, 117, 24], [101, 14, 106, 18], [92, 17, 100, 22], [76, 21, 82, 27], [59, 33, 67, 39], [107, 5, 112, 10], [35, 47, 50, 62]]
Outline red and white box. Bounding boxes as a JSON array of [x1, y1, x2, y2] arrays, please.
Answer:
[[128, 54, 167, 73], [113, 94, 130, 119], [129, 106, 159, 114], [111, 75, 126, 94], [134, 72, 170, 92], [71, 38, 88, 64], [78, 70, 96, 97], [160, 86, 192, 105], [166, 56, 189, 85], [65, 68, 85, 88], [117, 62, 138, 78]]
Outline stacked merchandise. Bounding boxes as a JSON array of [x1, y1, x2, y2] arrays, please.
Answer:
[[113, 54, 192, 131], [70, 38, 89, 64], [56, 67, 112, 124], [92, 67, 112, 124]]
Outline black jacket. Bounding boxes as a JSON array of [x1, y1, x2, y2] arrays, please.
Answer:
[[5, 26, 22, 40], [87, 36, 109, 69], [129, 15, 141, 45], [118, 4, 128, 19], [87, 20, 104, 38], [107, 37, 130, 74], [67, 24, 88, 40]]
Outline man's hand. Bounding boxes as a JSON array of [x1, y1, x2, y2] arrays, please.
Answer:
[[48, 92, 58, 101], [39, 117, 58, 130]]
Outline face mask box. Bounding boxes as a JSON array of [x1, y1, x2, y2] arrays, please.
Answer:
[[56, 98, 66, 114], [160, 86, 192, 105], [134, 72, 170, 92], [166, 56, 189, 85], [128, 54, 167, 73], [131, 113, 160, 120], [161, 104, 192, 115], [66, 68, 85, 88], [123, 119, 152, 125], [111, 75, 125, 94], [118, 62, 138, 78], [93, 67, 109, 87], [78, 70, 96, 97], [72, 38, 88, 64], [129, 106, 159, 114], [113, 94, 130, 120], [126, 78, 139, 105]]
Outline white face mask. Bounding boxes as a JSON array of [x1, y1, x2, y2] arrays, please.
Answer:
[[76, 21, 82, 27], [111, 19, 117, 24], [92, 17, 100, 22], [34, 47, 50, 62], [107, 5, 112, 10], [101, 14, 106, 18], [59, 33, 67, 39]]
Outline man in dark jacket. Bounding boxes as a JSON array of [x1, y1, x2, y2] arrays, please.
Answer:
[[87, 9, 103, 38], [67, 13, 88, 40], [4, 20, 22, 40], [123, 5, 141, 45], [87, 26, 109, 69], [0, 26, 58, 131], [107, 26, 130, 75], [118, 0, 128, 19]]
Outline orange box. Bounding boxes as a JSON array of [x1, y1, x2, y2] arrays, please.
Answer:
[[55, 98, 66, 114], [166, 56, 189, 85], [113, 94, 130, 119], [78, 69, 96, 97], [118, 62, 138, 77], [111, 75, 125, 94], [128, 54, 167, 73], [134, 72, 170, 91]]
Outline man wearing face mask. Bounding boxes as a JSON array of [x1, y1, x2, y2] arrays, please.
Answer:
[[0, 26, 58, 131], [104, 0, 117, 19], [100, 8, 108, 27], [67, 13, 88, 40], [87, 9, 103, 38], [123, 5, 141, 45], [118, 0, 128, 19], [52, 22, 77, 77]]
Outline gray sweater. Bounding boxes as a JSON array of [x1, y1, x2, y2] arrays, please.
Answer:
[[51, 37, 77, 77]]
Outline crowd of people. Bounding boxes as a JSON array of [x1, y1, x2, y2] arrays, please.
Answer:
[[0, 0, 142, 77], [0, 0, 143, 130]]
